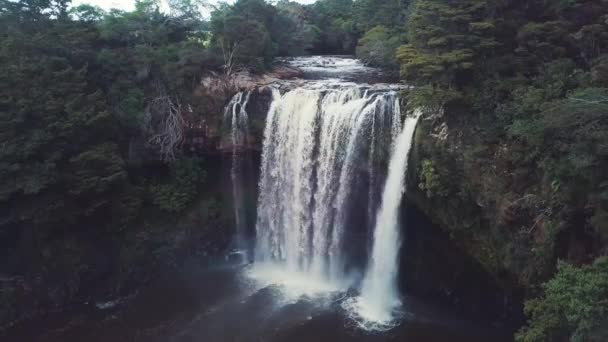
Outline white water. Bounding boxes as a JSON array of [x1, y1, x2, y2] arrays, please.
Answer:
[[254, 85, 402, 287], [344, 112, 421, 330], [221, 56, 418, 331], [225, 91, 251, 250], [283, 56, 373, 76]]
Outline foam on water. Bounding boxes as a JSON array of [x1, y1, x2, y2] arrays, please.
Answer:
[[285, 56, 373, 76], [246, 263, 346, 302], [341, 296, 404, 331]]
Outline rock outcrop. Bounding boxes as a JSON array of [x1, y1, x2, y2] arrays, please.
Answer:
[[406, 108, 603, 297]]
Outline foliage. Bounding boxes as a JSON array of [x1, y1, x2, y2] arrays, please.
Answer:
[[0, 2, 222, 324], [401, 2, 608, 338], [69, 4, 105, 21], [352, 0, 409, 34], [516, 257, 608, 342], [355, 25, 402, 68], [166, 0, 209, 24], [306, 0, 356, 53], [0, 0, 216, 229], [418, 159, 448, 198], [0, 17, 129, 229], [205, 0, 412, 63], [275, 0, 321, 56], [397, 0, 497, 107], [209, 0, 321, 68], [404, 85, 462, 114], [149, 157, 205, 213]]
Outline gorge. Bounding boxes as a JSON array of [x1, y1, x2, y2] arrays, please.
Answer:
[[2, 56, 513, 342]]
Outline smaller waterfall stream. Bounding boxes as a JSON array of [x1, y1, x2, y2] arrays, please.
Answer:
[[344, 113, 420, 330], [225, 91, 252, 251]]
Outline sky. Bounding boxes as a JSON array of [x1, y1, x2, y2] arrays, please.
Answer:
[[71, 0, 317, 13]]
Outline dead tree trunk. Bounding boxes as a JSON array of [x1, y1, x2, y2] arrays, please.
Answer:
[[145, 81, 186, 162]]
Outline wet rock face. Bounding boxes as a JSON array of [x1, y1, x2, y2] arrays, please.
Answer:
[[406, 117, 526, 287], [266, 64, 304, 80], [243, 87, 274, 150], [190, 65, 304, 155], [200, 64, 304, 93], [399, 204, 524, 325], [217, 87, 275, 154]]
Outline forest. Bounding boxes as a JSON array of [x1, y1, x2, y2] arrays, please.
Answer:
[[1, 0, 607, 341]]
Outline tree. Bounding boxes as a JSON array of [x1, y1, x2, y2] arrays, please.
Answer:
[[352, 0, 409, 33], [69, 4, 105, 22], [356, 25, 402, 68], [395, 0, 498, 110], [0, 14, 130, 230], [516, 257, 608, 342], [0, 0, 215, 326], [210, 1, 275, 70], [398, 0, 497, 86], [167, 0, 208, 21], [273, 0, 320, 56], [307, 0, 357, 53]]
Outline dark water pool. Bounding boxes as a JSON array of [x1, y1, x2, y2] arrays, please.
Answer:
[[3, 261, 513, 342]]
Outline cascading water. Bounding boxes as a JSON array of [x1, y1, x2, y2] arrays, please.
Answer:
[[220, 56, 421, 329], [252, 85, 403, 292], [225, 91, 252, 251], [343, 112, 421, 330]]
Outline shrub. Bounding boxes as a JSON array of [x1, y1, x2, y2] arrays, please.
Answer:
[[418, 159, 448, 198], [149, 157, 205, 213], [516, 257, 608, 342], [356, 25, 401, 69]]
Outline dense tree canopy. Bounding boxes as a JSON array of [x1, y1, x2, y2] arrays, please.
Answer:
[[397, 1, 608, 339], [0, 0, 215, 266], [205, 0, 411, 61]]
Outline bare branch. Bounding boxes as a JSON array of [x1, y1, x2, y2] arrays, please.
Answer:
[[145, 81, 186, 162]]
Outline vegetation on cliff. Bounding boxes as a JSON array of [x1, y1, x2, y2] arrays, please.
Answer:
[[0, 0, 230, 326], [517, 257, 608, 342], [396, 0, 608, 339]]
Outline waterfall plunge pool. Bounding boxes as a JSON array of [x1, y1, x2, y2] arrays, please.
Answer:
[[3, 259, 512, 342]]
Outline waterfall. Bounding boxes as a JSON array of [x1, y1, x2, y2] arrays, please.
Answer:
[[344, 112, 420, 329], [254, 86, 401, 288], [225, 91, 251, 251], [222, 55, 422, 332]]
